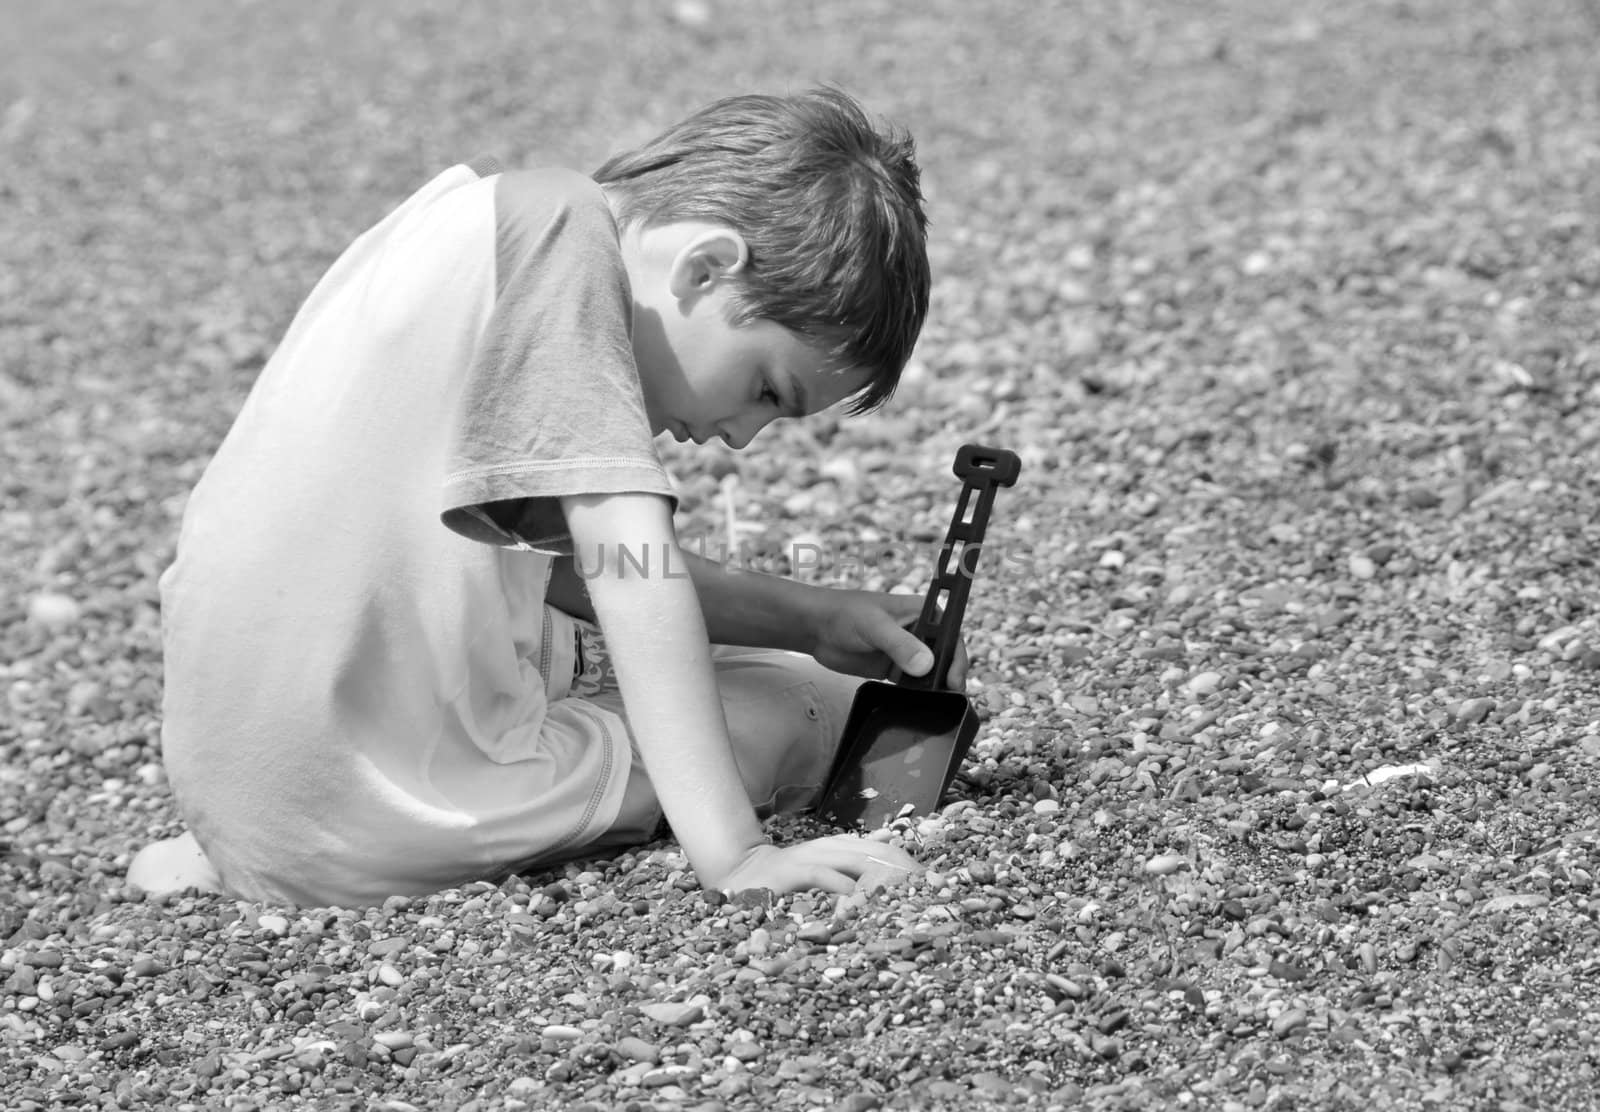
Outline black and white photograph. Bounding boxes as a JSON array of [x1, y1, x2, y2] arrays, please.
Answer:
[[2, 1, 1598, 1108]]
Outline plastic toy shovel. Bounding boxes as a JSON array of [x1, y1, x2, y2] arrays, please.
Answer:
[[817, 443, 1022, 829]]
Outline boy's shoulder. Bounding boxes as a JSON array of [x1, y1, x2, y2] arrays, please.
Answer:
[[484, 165, 623, 298], [490, 165, 616, 235]]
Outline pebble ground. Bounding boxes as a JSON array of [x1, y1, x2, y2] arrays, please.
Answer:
[[4, 1, 1599, 1109]]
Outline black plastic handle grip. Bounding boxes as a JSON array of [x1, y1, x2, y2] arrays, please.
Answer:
[[888, 444, 1022, 692]]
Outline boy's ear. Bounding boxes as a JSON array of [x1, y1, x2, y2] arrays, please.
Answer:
[[667, 227, 749, 302]]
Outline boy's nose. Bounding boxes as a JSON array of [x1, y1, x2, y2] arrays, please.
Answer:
[[719, 412, 770, 451]]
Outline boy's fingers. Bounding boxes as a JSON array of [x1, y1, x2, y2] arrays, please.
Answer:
[[798, 865, 857, 895], [815, 835, 919, 873], [873, 616, 933, 677], [948, 640, 971, 690]]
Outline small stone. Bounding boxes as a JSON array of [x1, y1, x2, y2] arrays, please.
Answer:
[[376, 963, 404, 987], [1143, 854, 1188, 876], [257, 914, 290, 937], [27, 593, 80, 628], [798, 922, 833, 944], [1348, 554, 1377, 580], [728, 1040, 762, 1062], [972, 1072, 1014, 1096], [837, 1095, 882, 1112], [642, 1064, 697, 1089], [1478, 893, 1550, 914], [373, 1030, 414, 1050], [194, 1050, 223, 1079], [670, 0, 711, 28], [1186, 671, 1223, 696], [1095, 1008, 1130, 1034], [614, 1036, 659, 1064], [541, 1024, 583, 1042], [1033, 799, 1061, 815], [640, 1001, 705, 1027], [1268, 959, 1309, 982], [1089, 1032, 1122, 1059], [1272, 1008, 1308, 1038], [1045, 974, 1085, 999]]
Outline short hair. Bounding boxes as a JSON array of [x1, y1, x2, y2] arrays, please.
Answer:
[[593, 87, 930, 414]]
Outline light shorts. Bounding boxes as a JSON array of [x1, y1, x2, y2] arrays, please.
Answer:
[[524, 609, 866, 868]]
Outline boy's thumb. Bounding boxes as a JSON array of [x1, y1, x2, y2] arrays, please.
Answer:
[[898, 641, 934, 677]]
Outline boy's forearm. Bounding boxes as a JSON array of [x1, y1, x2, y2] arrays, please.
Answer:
[[550, 549, 822, 654], [677, 551, 821, 651], [560, 493, 768, 886]]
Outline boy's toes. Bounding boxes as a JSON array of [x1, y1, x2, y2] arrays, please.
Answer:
[[128, 832, 224, 896]]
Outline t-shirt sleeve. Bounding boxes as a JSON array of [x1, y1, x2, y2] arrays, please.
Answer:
[[440, 167, 675, 552]]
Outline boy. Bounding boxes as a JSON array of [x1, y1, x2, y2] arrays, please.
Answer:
[[130, 88, 961, 907]]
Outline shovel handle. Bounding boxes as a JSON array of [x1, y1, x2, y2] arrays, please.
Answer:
[[889, 444, 1022, 691]]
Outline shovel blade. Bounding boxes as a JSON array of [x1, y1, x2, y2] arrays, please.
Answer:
[[816, 682, 979, 829]]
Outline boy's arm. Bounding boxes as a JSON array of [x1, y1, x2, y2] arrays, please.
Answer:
[[547, 548, 962, 687], [547, 548, 812, 647], [560, 491, 917, 891]]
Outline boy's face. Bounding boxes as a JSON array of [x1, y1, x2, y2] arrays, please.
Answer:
[[625, 223, 871, 450]]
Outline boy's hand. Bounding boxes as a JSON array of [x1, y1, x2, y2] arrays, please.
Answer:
[[808, 588, 969, 691], [718, 834, 920, 895]]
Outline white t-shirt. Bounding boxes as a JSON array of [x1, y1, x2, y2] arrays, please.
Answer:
[[159, 161, 675, 904]]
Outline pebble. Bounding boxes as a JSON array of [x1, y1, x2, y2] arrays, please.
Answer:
[[613, 1036, 659, 1064], [1186, 671, 1223, 696], [257, 914, 290, 937], [641, 1001, 705, 1027], [507, 1076, 543, 1097], [1272, 1008, 1308, 1038], [798, 922, 834, 944], [26, 593, 80, 628], [642, 1064, 698, 1089], [1144, 854, 1188, 876]]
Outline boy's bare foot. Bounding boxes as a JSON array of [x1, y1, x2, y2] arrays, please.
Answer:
[[127, 831, 224, 896]]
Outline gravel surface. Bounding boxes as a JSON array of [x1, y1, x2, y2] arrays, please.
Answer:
[[4, 1, 1600, 1109]]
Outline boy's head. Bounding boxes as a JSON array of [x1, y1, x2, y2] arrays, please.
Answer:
[[594, 87, 930, 418]]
